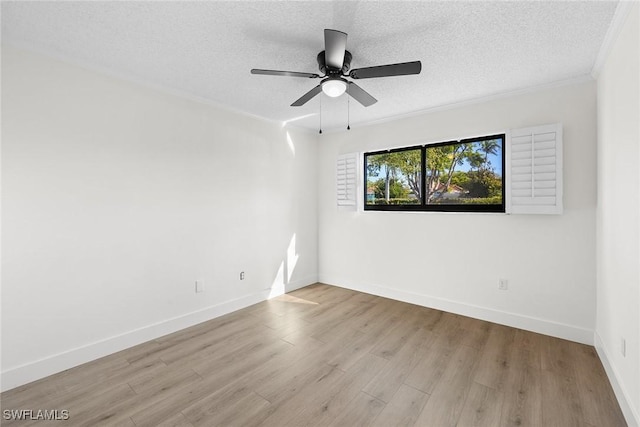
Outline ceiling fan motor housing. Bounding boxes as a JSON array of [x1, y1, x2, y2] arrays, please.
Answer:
[[317, 50, 352, 75]]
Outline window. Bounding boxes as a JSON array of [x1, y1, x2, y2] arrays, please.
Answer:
[[364, 134, 505, 212]]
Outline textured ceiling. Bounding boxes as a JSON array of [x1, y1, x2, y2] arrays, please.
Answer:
[[2, 1, 618, 132]]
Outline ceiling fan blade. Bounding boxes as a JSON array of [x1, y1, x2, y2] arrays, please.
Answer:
[[324, 29, 347, 70], [251, 69, 320, 78], [347, 82, 377, 107], [349, 61, 422, 79], [291, 85, 323, 106]]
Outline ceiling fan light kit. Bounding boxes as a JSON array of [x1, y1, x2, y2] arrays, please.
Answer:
[[251, 29, 422, 110], [322, 78, 347, 97]]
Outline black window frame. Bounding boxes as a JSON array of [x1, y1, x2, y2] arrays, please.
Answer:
[[363, 134, 506, 213]]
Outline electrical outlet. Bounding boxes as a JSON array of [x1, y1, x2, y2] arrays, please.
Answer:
[[195, 280, 204, 293], [621, 337, 626, 357], [240, 271, 245, 280], [498, 279, 508, 290]]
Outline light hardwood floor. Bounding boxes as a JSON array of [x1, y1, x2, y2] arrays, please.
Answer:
[[1, 284, 627, 426]]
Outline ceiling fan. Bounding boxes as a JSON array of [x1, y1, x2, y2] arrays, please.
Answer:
[[251, 29, 422, 107]]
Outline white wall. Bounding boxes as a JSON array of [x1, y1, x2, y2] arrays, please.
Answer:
[[318, 81, 597, 344], [596, 4, 640, 425], [1, 46, 318, 391]]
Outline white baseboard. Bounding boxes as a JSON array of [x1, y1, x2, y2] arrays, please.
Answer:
[[320, 276, 594, 345], [594, 332, 640, 427], [1, 277, 317, 393]]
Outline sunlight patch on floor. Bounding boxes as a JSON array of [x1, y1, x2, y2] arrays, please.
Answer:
[[276, 294, 318, 305]]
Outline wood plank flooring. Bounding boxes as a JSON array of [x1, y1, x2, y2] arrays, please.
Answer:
[[0, 284, 627, 426]]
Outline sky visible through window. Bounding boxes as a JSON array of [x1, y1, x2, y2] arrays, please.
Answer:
[[367, 151, 502, 177]]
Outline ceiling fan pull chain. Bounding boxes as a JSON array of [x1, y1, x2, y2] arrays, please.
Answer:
[[319, 95, 323, 134], [347, 86, 351, 130]]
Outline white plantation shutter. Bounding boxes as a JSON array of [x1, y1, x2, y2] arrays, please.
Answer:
[[508, 123, 563, 214], [336, 153, 358, 208]]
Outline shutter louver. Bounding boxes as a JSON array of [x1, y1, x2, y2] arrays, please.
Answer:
[[337, 153, 358, 207], [508, 123, 563, 214]]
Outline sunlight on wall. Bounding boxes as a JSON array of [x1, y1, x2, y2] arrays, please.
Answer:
[[269, 261, 285, 299], [286, 131, 295, 155], [269, 233, 300, 299], [287, 233, 299, 283]]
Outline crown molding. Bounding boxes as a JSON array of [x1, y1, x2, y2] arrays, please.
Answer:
[[320, 74, 594, 134], [2, 42, 285, 128], [591, 1, 637, 78]]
